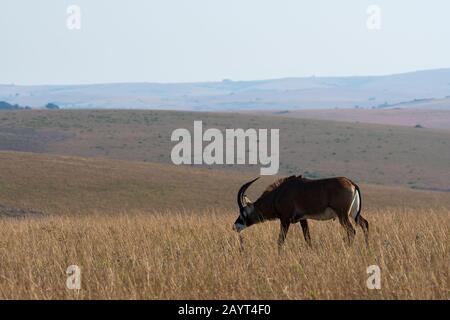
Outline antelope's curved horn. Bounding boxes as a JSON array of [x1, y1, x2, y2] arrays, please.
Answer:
[[237, 177, 260, 209]]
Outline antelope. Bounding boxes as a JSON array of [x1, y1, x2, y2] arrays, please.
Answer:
[[233, 176, 369, 251]]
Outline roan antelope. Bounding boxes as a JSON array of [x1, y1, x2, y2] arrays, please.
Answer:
[[233, 176, 369, 251]]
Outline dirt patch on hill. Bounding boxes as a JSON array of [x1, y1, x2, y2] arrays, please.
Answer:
[[0, 204, 46, 218]]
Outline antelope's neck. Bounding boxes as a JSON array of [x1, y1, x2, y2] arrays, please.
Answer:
[[254, 197, 278, 221]]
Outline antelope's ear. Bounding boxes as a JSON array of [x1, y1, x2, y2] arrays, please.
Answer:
[[244, 195, 253, 205]]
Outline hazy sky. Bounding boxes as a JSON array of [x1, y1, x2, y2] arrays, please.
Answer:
[[1, 0, 449, 85]]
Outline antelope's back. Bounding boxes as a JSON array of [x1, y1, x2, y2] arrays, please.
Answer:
[[290, 177, 356, 209]]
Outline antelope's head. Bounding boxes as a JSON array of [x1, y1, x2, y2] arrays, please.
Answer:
[[233, 177, 260, 233]]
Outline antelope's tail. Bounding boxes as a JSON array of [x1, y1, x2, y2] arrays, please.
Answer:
[[352, 182, 362, 223]]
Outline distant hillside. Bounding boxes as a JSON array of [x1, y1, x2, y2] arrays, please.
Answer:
[[1, 151, 449, 215], [1, 69, 450, 110], [0, 110, 449, 191]]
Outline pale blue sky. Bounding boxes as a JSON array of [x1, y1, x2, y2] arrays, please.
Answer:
[[1, 0, 449, 85]]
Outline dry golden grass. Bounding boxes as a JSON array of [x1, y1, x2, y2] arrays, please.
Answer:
[[0, 208, 448, 300]]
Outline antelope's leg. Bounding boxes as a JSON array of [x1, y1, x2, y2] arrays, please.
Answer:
[[300, 219, 312, 247], [338, 215, 355, 245], [357, 215, 369, 247], [278, 221, 290, 253]]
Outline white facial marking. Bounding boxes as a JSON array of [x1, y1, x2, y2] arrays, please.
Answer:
[[233, 223, 246, 232]]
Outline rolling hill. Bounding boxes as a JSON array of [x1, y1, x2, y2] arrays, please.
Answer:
[[0, 109, 449, 191], [1, 69, 450, 110]]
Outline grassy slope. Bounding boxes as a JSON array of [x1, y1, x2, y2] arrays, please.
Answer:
[[0, 109, 449, 191], [1, 151, 450, 215]]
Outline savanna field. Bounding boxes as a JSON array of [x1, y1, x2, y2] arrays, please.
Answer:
[[0, 110, 449, 300], [0, 209, 448, 299]]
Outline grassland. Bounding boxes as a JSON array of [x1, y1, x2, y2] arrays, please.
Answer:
[[0, 108, 449, 300], [2, 151, 450, 215], [1, 109, 449, 190], [0, 209, 448, 299]]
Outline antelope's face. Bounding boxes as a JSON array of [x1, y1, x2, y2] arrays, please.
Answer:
[[233, 204, 256, 233]]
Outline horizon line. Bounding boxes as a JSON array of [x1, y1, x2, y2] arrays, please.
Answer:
[[2, 67, 450, 87]]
